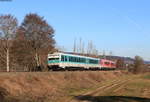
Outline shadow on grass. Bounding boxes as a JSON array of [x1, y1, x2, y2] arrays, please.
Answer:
[[74, 95, 150, 102]]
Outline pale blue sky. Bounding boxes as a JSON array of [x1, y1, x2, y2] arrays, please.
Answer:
[[0, 0, 150, 60]]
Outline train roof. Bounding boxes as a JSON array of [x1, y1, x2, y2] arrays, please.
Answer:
[[48, 52, 99, 60]]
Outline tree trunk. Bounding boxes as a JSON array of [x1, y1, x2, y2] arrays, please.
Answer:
[[6, 48, 9, 72], [35, 52, 40, 67]]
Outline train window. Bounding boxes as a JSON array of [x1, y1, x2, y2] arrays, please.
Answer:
[[72, 57, 74, 62], [83, 58, 85, 62], [89, 59, 92, 63], [95, 60, 98, 64], [78, 57, 80, 62], [74, 57, 77, 62], [89, 59, 98, 64], [74, 57, 76, 62], [81, 58, 83, 62], [65, 56, 87, 63], [79, 57, 81, 62], [69, 56, 71, 61], [81, 58, 85, 63], [80, 58, 82, 62], [61, 55, 64, 61], [104, 62, 110, 65], [77, 57, 79, 62], [86, 59, 89, 63], [64, 56, 68, 61], [71, 57, 74, 62], [49, 58, 52, 61]]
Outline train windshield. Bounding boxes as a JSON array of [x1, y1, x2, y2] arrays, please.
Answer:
[[48, 57, 59, 63], [48, 58, 59, 61], [48, 54, 59, 61]]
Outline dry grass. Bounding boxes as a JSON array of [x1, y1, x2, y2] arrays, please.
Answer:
[[0, 71, 125, 102], [0, 71, 149, 102]]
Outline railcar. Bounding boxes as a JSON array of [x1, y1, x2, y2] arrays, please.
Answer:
[[47, 52, 100, 70], [100, 59, 116, 70]]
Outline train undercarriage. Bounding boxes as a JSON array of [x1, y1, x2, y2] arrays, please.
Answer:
[[47, 65, 115, 71]]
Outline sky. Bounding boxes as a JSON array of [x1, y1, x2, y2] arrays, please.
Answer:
[[0, 0, 150, 60]]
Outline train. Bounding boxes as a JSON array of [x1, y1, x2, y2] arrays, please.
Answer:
[[100, 59, 116, 69], [47, 52, 116, 71]]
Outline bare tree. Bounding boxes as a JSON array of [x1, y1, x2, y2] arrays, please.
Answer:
[[132, 56, 144, 74], [18, 13, 55, 71], [116, 58, 124, 69], [11, 30, 35, 71], [0, 15, 18, 72]]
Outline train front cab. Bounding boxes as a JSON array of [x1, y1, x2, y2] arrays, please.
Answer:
[[47, 53, 63, 71]]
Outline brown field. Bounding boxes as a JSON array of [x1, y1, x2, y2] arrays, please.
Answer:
[[0, 71, 149, 102]]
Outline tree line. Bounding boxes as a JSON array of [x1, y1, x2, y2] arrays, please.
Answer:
[[116, 55, 149, 74], [0, 13, 56, 72]]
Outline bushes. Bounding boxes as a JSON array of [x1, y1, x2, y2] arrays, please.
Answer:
[[130, 56, 146, 74]]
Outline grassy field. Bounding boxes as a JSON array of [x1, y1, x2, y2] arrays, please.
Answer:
[[0, 71, 149, 102]]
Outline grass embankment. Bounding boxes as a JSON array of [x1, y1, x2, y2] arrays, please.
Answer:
[[0, 71, 150, 102], [0, 71, 125, 102]]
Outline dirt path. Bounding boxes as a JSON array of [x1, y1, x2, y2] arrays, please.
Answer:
[[68, 76, 134, 102]]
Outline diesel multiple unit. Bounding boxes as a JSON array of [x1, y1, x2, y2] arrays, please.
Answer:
[[48, 52, 116, 70]]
